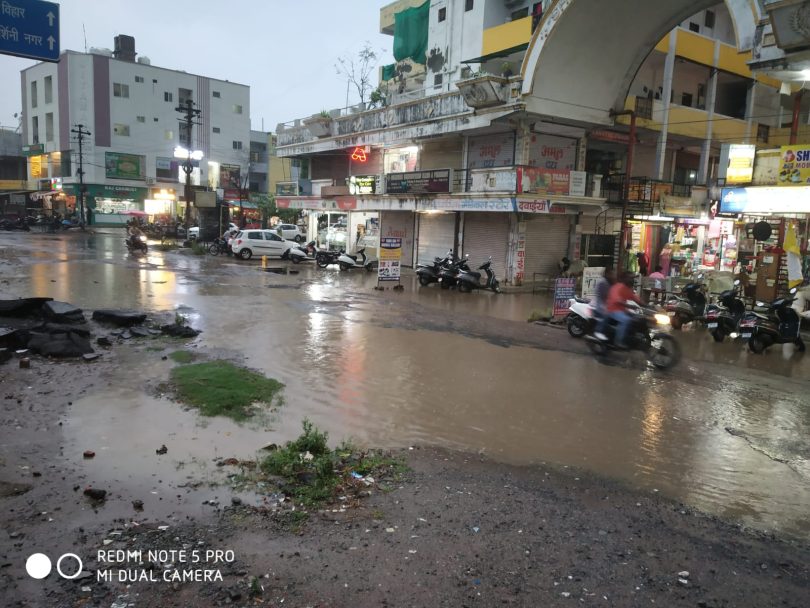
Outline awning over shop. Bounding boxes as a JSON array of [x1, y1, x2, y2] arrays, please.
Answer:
[[223, 200, 258, 209]]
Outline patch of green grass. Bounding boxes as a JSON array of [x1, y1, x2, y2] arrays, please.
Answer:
[[169, 350, 195, 364], [146, 345, 164, 352], [528, 307, 553, 323], [191, 241, 207, 255], [260, 421, 409, 507], [170, 360, 284, 421], [158, 241, 178, 252]]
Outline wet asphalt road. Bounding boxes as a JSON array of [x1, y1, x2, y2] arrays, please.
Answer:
[[1, 229, 809, 540]]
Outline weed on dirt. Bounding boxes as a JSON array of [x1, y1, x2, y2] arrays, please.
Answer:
[[170, 360, 284, 421], [168, 350, 195, 363]]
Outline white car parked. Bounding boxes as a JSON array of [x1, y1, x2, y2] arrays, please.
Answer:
[[231, 229, 298, 260], [276, 223, 304, 242]]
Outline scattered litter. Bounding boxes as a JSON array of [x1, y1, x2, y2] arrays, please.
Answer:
[[677, 578, 689, 586], [350, 472, 363, 479], [472, 526, 480, 533], [156, 444, 168, 455], [83, 450, 95, 459], [385, 528, 395, 533], [561, 592, 571, 598], [83, 488, 106, 501], [678, 571, 690, 579]]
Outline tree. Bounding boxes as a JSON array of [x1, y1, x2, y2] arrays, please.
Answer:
[[336, 42, 379, 106]]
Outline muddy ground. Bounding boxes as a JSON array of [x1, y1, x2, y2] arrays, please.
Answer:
[[1, 339, 809, 608]]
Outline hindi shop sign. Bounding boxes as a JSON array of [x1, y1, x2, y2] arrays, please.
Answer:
[[777, 145, 810, 187], [553, 278, 577, 317], [0, 0, 60, 62], [378, 237, 402, 282]]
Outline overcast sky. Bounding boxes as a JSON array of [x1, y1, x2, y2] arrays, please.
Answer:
[[0, 0, 394, 132]]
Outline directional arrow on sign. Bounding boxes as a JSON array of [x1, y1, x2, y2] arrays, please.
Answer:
[[46, 11, 55, 26], [47, 36, 55, 50]]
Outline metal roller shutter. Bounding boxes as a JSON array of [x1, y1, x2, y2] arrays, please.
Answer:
[[417, 213, 455, 265], [523, 215, 571, 281], [462, 212, 509, 281]]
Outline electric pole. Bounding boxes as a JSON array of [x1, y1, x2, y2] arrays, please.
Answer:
[[71, 124, 91, 228], [175, 100, 201, 237]]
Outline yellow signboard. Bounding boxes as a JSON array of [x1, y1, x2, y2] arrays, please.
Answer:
[[723, 144, 755, 185], [778, 144, 810, 186], [0, 180, 27, 190]]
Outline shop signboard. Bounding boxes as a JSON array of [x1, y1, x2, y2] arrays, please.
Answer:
[[569, 171, 587, 196], [386, 169, 451, 194], [528, 133, 577, 170], [720, 186, 810, 214], [419, 198, 513, 212], [718, 143, 756, 185], [348, 175, 377, 195], [520, 167, 570, 195], [581, 267, 605, 299], [515, 221, 526, 285], [467, 133, 515, 169], [777, 144, 810, 186], [516, 199, 568, 214], [553, 278, 577, 317], [378, 237, 402, 282], [219, 164, 241, 189], [276, 182, 298, 196], [276, 196, 357, 211], [82, 184, 148, 201], [105, 152, 145, 180]]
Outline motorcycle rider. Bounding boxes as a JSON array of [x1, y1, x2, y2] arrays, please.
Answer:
[[127, 219, 144, 248], [593, 267, 616, 338], [605, 271, 643, 349]]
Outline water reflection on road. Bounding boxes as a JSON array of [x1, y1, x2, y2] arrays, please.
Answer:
[[2, 231, 809, 538]]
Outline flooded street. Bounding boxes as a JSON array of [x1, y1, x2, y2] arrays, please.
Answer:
[[2, 230, 810, 540]]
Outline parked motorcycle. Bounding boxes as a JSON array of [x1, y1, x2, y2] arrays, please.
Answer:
[[315, 249, 342, 269], [416, 250, 452, 287], [665, 276, 707, 329], [0, 218, 31, 231], [126, 234, 148, 254], [704, 279, 745, 342], [566, 297, 596, 338], [338, 247, 376, 271], [457, 256, 501, 293], [586, 302, 680, 369], [739, 287, 805, 353], [438, 254, 471, 290]]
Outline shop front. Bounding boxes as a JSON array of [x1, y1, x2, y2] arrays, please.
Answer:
[[515, 200, 575, 283], [84, 184, 148, 226], [144, 188, 178, 225]]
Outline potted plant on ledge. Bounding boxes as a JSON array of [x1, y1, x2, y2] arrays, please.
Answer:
[[303, 110, 333, 138]]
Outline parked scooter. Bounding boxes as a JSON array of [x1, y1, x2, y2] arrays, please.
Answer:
[[126, 234, 148, 254], [586, 302, 680, 369], [288, 242, 310, 264], [704, 279, 745, 342], [315, 249, 342, 269], [301, 240, 318, 256], [438, 254, 471, 289], [338, 247, 376, 271], [566, 297, 597, 338], [739, 287, 805, 353], [457, 256, 501, 293], [416, 250, 452, 287], [665, 275, 707, 329]]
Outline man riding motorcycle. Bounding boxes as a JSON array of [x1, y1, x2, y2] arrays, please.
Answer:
[[599, 271, 643, 349]]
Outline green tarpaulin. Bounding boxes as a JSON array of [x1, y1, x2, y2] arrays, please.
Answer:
[[393, 0, 429, 65], [382, 63, 397, 81]]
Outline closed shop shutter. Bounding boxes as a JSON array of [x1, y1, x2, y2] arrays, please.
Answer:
[[380, 211, 415, 266], [417, 212, 456, 265], [462, 212, 510, 280], [523, 215, 571, 280]]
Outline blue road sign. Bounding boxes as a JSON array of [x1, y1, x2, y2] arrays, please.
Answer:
[[0, 0, 60, 62]]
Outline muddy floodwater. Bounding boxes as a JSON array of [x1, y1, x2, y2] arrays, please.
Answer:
[[2, 231, 810, 539]]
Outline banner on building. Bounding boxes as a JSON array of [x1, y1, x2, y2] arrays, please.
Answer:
[[719, 144, 755, 185], [520, 167, 570, 195], [467, 133, 516, 170], [777, 145, 810, 186], [581, 267, 605, 299], [105, 152, 146, 181], [528, 133, 577, 171]]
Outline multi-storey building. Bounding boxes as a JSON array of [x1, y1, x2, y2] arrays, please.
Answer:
[[20, 35, 250, 225], [275, 0, 809, 286]]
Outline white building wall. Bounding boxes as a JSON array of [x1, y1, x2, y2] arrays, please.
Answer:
[[426, 0, 486, 90], [21, 50, 250, 190]]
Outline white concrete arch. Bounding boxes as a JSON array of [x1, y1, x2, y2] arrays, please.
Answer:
[[519, 0, 761, 125]]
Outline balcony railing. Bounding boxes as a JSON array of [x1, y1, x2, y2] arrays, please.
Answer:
[[603, 174, 692, 203]]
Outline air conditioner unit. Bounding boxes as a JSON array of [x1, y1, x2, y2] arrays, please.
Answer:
[[146, 177, 155, 185]]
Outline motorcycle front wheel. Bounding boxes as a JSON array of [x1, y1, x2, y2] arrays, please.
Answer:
[[418, 274, 432, 286], [566, 315, 587, 338], [587, 337, 608, 358], [711, 328, 725, 342], [648, 334, 681, 370], [316, 256, 328, 269], [749, 335, 767, 354]]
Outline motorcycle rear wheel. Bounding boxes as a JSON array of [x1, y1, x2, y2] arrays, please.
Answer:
[[316, 256, 329, 269], [440, 281, 451, 290], [418, 275, 432, 287], [339, 262, 350, 271], [458, 281, 472, 293], [711, 328, 725, 342], [648, 334, 681, 370], [749, 335, 767, 354], [587, 338, 608, 357]]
